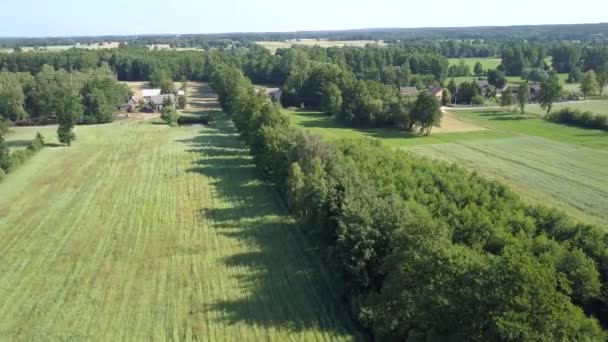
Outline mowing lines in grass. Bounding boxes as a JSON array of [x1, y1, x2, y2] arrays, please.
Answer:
[[0, 83, 358, 341]]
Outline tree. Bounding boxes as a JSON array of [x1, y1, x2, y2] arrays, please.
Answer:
[[160, 79, 176, 94], [487, 69, 506, 89], [538, 75, 562, 116], [441, 89, 450, 106], [474, 61, 484, 75], [411, 91, 442, 135], [149, 67, 171, 88], [160, 98, 179, 126], [500, 87, 514, 110], [596, 63, 608, 96], [320, 83, 342, 115], [0, 134, 10, 173], [55, 89, 83, 146], [580, 70, 599, 99], [447, 78, 458, 103], [517, 83, 529, 114], [567, 67, 583, 83], [539, 74, 563, 117], [0, 73, 28, 121]]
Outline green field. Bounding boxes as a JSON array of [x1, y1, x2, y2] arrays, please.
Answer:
[[448, 57, 502, 70], [0, 85, 358, 340], [285, 108, 608, 226], [525, 100, 608, 116]]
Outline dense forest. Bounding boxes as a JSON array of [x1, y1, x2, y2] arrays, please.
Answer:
[[1, 40, 608, 132], [209, 62, 608, 340], [2, 22, 608, 49]]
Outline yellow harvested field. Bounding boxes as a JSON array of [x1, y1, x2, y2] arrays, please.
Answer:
[[257, 40, 385, 53], [433, 111, 487, 133]]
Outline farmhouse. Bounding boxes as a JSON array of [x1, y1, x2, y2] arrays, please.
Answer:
[[477, 80, 492, 95], [118, 96, 139, 112], [149, 94, 176, 111], [142, 89, 161, 100], [400, 87, 419, 97], [429, 86, 444, 101]]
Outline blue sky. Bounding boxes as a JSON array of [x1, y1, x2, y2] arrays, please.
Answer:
[[1, 0, 607, 37]]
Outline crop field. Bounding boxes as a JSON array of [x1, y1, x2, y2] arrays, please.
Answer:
[[285, 108, 608, 226], [0, 84, 358, 340], [257, 40, 385, 53], [448, 57, 502, 70]]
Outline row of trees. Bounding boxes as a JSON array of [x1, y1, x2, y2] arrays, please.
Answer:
[[0, 65, 130, 124], [210, 64, 608, 340], [0, 65, 130, 145], [0, 129, 45, 181]]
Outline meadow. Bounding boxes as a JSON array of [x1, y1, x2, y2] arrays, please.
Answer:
[[447, 57, 501, 70], [0, 84, 359, 341], [285, 107, 608, 226]]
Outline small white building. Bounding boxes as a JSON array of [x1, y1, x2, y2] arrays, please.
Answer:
[[142, 89, 162, 99]]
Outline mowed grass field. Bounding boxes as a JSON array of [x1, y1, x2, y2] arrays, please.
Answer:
[[0, 84, 358, 341], [285, 107, 608, 227]]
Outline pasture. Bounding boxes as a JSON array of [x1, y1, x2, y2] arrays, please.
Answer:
[[285, 108, 608, 226], [448, 57, 501, 70], [0, 84, 358, 341]]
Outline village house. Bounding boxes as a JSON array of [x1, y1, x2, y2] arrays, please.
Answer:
[[429, 86, 444, 101], [149, 94, 176, 111], [399, 86, 419, 97], [142, 89, 161, 101]]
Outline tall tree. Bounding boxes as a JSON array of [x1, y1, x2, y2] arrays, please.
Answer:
[[55, 86, 83, 146], [517, 83, 529, 114], [539, 74, 563, 117], [487, 69, 506, 89], [0, 134, 10, 173], [474, 61, 484, 75], [320, 83, 343, 115], [411, 91, 442, 135], [500, 87, 514, 111], [580, 70, 599, 98], [596, 63, 608, 96]]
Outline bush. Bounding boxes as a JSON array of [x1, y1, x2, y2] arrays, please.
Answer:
[[471, 95, 485, 105], [548, 108, 608, 130]]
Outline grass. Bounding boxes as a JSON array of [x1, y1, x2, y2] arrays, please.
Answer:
[[285, 109, 512, 148], [0, 84, 359, 341], [285, 108, 608, 227], [448, 57, 501, 70], [525, 100, 608, 117]]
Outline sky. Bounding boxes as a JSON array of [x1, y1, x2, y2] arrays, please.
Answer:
[[0, 0, 607, 37]]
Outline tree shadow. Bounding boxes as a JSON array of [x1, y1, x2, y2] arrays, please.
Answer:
[[179, 112, 361, 338], [5, 140, 31, 148], [489, 116, 532, 121], [292, 110, 418, 140]]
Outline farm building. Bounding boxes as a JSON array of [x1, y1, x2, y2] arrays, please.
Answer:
[[118, 96, 139, 112], [400, 87, 419, 97], [429, 86, 444, 101], [177, 90, 185, 96], [267, 89, 282, 102], [142, 89, 161, 100], [149, 94, 176, 111]]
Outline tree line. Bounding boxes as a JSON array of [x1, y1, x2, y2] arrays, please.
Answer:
[[0, 65, 130, 145], [210, 63, 608, 340]]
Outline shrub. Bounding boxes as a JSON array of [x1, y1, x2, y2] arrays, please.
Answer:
[[471, 95, 485, 105], [548, 108, 608, 130]]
